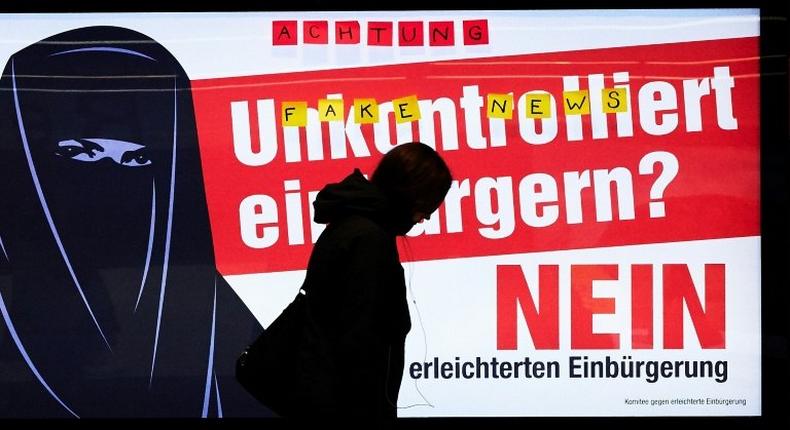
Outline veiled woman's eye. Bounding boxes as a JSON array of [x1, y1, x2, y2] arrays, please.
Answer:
[[56, 138, 150, 167], [120, 148, 152, 167], [54, 140, 99, 161], [56, 146, 80, 156]]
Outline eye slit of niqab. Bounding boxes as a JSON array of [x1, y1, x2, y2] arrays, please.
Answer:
[[55, 139, 103, 160]]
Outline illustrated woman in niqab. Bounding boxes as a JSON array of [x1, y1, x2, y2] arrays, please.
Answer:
[[0, 26, 266, 417]]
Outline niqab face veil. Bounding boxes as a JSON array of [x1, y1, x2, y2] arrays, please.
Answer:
[[0, 26, 226, 417]]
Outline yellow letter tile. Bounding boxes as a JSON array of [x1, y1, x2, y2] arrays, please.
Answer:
[[487, 93, 514, 119], [282, 101, 307, 126], [318, 98, 345, 122], [354, 98, 379, 124], [524, 93, 551, 119], [602, 88, 628, 113], [393, 95, 421, 124], [562, 90, 590, 115]]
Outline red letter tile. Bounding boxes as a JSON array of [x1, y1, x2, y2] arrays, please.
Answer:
[[367, 21, 393, 46], [304, 21, 328, 44], [335, 21, 360, 44], [429, 21, 454, 46], [463, 19, 489, 45], [272, 20, 297, 46], [398, 21, 424, 47]]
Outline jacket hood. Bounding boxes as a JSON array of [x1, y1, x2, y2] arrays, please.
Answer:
[[313, 169, 413, 235]]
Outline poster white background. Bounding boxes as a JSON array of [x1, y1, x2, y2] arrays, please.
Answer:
[[229, 237, 761, 417], [0, 10, 759, 79]]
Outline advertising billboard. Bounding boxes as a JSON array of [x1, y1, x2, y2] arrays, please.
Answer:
[[0, 8, 780, 419]]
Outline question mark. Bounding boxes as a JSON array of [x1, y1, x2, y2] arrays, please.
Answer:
[[638, 151, 679, 218]]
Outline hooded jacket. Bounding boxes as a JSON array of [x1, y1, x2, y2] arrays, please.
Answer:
[[295, 168, 412, 418]]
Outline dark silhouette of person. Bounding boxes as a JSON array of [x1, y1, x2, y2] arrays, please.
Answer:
[[0, 26, 268, 417], [245, 142, 452, 418]]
